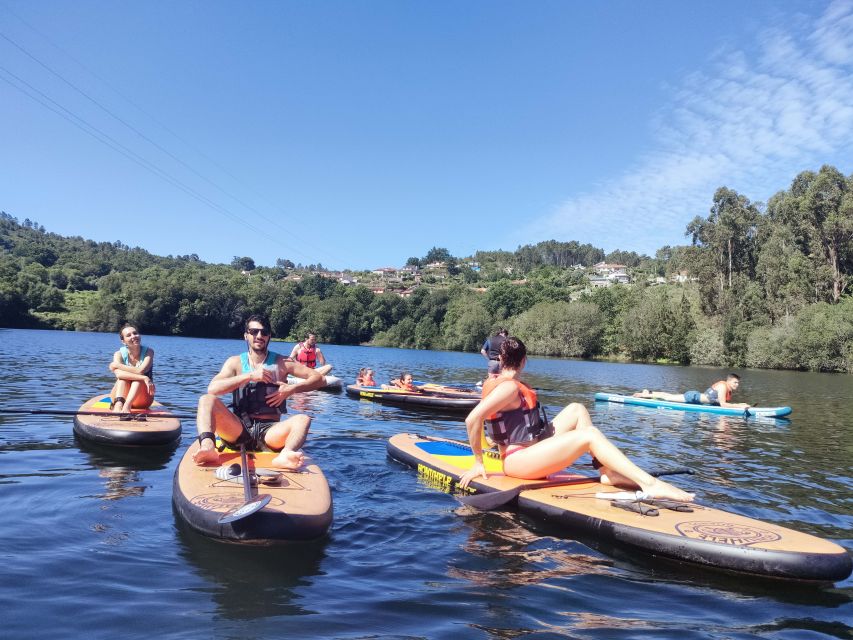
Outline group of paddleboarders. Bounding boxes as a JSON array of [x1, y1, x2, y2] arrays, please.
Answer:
[[105, 318, 743, 500], [105, 317, 335, 470]]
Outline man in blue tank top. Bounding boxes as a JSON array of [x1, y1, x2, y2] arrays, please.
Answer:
[[192, 314, 325, 470]]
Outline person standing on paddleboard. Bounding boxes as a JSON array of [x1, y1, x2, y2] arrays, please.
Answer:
[[480, 328, 508, 372], [632, 374, 750, 410], [109, 324, 155, 419], [193, 314, 325, 470], [459, 336, 694, 503]]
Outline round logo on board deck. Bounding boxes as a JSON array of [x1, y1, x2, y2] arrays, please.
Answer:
[[676, 521, 781, 546], [190, 494, 284, 511]]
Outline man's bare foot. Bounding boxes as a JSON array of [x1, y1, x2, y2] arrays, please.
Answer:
[[271, 449, 304, 470], [640, 478, 694, 502], [193, 446, 220, 466], [632, 390, 651, 398]]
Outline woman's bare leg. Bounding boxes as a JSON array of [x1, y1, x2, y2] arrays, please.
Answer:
[[633, 391, 687, 402], [503, 410, 693, 501]]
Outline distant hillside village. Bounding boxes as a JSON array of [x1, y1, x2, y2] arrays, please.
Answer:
[[3, 163, 852, 373], [279, 260, 692, 299]]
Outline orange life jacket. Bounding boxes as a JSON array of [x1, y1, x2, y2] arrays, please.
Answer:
[[705, 381, 732, 404], [481, 377, 552, 446]]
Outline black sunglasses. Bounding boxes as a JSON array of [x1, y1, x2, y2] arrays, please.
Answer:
[[246, 327, 270, 337]]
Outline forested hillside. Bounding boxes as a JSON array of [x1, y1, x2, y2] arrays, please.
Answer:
[[2, 165, 851, 371]]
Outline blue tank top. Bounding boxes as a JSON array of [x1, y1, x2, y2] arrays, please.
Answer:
[[119, 345, 153, 382], [240, 351, 280, 373]]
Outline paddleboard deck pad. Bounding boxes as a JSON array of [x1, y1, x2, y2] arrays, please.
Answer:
[[594, 392, 792, 417], [346, 385, 479, 410], [387, 433, 851, 582], [72, 394, 182, 446], [172, 442, 333, 543]]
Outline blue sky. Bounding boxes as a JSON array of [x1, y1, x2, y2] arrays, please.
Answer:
[[2, 1, 852, 271]]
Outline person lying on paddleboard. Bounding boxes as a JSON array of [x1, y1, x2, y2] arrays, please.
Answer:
[[109, 324, 155, 420], [458, 336, 694, 502], [632, 374, 750, 410], [289, 332, 333, 376], [384, 372, 420, 392], [193, 314, 325, 470]]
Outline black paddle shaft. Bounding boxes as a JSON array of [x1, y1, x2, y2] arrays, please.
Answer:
[[0, 408, 196, 419]]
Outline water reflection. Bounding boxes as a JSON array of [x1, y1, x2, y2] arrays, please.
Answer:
[[76, 436, 175, 502], [450, 510, 612, 587], [175, 521, 328, 620]]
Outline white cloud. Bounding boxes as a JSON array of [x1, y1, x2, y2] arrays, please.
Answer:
[[535, 0, 853, 256]]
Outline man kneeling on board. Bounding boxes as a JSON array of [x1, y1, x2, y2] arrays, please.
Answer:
[[632, 373, 750, 410], [193, 314, 325, 470]]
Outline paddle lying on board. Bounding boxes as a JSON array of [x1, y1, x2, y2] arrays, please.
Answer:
[[0, 408, 197, 419], [217, 443, 272, 524], [459, 466, 694, 510]]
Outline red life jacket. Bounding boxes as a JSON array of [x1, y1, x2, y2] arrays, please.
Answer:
[[481, 377, 552, 446], [296, 343, 317, 368]]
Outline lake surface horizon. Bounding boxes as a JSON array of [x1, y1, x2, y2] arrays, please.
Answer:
[[0, 328, 850, 639]]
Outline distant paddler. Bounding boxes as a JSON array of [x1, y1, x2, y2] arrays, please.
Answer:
[[193, 315, 325, 470], [290, 333, 333, 376], [632, 374, 750, 410]]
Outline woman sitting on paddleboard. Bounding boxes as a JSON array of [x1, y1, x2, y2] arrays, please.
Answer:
[[458, 336, 694, 502], [109, 324, 155, 418]]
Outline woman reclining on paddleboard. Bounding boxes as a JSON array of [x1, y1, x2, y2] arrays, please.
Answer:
[[458, 336, 694, 502]]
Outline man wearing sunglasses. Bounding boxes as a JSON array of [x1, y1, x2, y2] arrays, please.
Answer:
[[193, 314, 324, 470]]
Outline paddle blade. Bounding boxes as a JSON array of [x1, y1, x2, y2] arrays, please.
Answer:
[[457, 487, 521, 510], [217, 493, 272, 524]]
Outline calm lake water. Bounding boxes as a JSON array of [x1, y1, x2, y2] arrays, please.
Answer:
[[0, 328, 850, 639]]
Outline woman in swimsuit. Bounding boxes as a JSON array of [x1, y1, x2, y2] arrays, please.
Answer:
[[458, 336, 694, 502]]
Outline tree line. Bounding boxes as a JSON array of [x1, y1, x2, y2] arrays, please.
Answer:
[[1, 164, 851, 372]]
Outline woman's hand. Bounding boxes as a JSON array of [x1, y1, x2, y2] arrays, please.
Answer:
[[458, 461, 487, 489]]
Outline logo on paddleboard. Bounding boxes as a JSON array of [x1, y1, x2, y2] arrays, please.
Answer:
[[676, 521, 781, 546], [191, 494, 283, 510]]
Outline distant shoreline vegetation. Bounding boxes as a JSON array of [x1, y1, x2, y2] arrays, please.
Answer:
[[2, 164, 851, 373]]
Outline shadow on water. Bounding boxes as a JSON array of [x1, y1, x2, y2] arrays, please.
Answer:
[[75, 434, 177, 470], [174, 518, 328, 620]]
